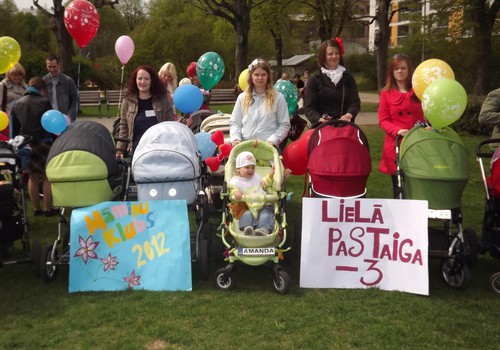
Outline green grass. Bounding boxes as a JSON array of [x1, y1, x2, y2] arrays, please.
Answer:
[[1, 126, 499, 349]]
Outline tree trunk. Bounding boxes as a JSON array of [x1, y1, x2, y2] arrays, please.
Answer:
[[271, 29, 283, 81], [375, 0, 391, 90], [47, 0, 73, 73], [234, 16, 250, 80]]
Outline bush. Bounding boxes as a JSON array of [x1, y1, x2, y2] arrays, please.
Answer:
[[452, 95, 493, 136], [347, 53, 378, 91]]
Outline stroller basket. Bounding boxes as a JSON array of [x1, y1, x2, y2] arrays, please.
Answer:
[[46, 121, 123, 207], [400, 126, 469, 209], [132, 121, 201, 204]]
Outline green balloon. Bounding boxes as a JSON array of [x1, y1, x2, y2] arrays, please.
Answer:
[[421, 78, 467, 130], [196, 52, 225, 90], [0, 36, 21, 74], [274, 80, 298, 115]]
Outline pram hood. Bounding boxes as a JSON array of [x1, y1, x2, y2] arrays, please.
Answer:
[[46, 121, 122, 207], [399, 126, 469, 209], [132, 121, 201, 183], [307, 120, 371, 198]]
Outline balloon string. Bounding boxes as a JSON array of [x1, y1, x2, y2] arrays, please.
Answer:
[[118, 65, 125, 118], [76, 48, 82, 120]]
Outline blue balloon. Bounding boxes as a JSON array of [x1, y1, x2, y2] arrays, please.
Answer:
[[194, 131, 216, 160], [173, 84, 203, 114], [41, 109, 67, 134]]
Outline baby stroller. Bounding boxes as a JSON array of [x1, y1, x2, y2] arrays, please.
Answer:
[[476, 138, 500, 293], [35, 121, 124, 282], [131, 121, 211, 280], [200, 111, 232, 212], [0, 137, 30, 267], [397, 124, 478, 289], [214, 140, 292, 294], [307, 120, 372, 198]]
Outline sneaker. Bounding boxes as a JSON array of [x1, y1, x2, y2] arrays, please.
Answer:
[[254, 228, 270, 236], [243, 226, 254, 236]]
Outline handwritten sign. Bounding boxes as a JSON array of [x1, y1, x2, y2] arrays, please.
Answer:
[[69, 200, 191, 292], [300, 198, 429, 295]]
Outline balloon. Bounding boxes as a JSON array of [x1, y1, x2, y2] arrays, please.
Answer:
[[115, 35, 134, 65], [211, 130, 225, 146], [173, 84, 203, 114], [274, 80, 299, 115], [283, 141, 308, 175], [238, 69, 249, 91], [41, 110, 67, 134], [421, 78, 467, 130], [0, 111, 8, 131], [196, 52, 225, 90], [195, 132, 217, 160], [412, 59, 455, 100], [0, 36, 21, 74], [54, 115, 72, 136], [298, 129, 315, 151], [64, 0, 100, 48]]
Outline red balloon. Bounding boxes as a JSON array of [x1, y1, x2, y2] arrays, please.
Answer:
[[283, 141, 308, 175], [64, 0, 100, 48]]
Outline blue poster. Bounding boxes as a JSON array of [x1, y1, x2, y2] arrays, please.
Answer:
[[69, 200, 191, 292]]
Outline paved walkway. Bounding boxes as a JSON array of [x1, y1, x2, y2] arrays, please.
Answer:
[[79, 92, 380, 129]]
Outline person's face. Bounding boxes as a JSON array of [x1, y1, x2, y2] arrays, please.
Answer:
[[393, 61, 409, 84], [136, 69, 152, 94], [237, 165, 255, 179], [251, 67, 268, 89], [160, 71, 172, 84], [9, 72, 23, 85], [46, 59, 60, 76], [325, 46, 341, 69]]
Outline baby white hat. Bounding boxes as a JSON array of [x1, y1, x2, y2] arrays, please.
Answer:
[[236, 151, 256, 169]]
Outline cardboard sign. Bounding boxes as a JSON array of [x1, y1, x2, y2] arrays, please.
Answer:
[[300, 198, 429, 295], [69, 200, 191, 292]]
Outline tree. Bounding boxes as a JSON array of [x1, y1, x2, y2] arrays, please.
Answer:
[[33, 0, 120, 73], [189, 0, 269, 78], [117, 0, 146, 31]]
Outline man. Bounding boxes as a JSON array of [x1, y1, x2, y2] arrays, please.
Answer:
[[43, 54, 78, 122], [478, 87, 500, 147]]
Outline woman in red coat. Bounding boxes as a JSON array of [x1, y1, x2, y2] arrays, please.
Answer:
[[378, 54, 426, 198]]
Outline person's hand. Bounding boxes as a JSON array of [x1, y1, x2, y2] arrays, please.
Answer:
[[269, 165, 275, 178], [185, 118, 193, 127], [319, 115, 332, 123], [116, 150, 124, 159], [231, 140, 240, 147], [397, 129, 409, 137], [234, 190, 242, 200], [339, 113, 353, 122]]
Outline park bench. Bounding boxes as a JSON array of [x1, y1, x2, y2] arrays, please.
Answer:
[[106, 89, 126, 117], [210, 88, 238, 105], [79, 90, 102, 117]]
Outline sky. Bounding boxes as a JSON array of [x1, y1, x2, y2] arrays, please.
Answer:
[[14, 0, 53, 11]]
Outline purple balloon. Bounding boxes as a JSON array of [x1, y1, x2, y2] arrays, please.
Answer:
[[115, 35, 134, 65]]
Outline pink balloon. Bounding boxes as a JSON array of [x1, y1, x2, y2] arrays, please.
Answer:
[[115, 35, 134, 65]]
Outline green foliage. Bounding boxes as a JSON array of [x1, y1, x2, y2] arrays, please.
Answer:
[[452, 95, 493, 136], [348, 53, 378, 91]]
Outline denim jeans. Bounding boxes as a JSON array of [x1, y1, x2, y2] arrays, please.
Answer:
[[238, 205, 274, 231]]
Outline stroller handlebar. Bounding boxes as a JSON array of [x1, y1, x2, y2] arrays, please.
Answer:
[[476, 138, 500, 158]]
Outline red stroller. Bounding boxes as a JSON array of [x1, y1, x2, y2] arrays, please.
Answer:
[[307, 120, 371, 198]]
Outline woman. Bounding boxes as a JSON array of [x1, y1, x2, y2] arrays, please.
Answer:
[[116, 65, 174, 157], [10, 77, 56, 216], [378, 54, 426, 198], [304, 37, 360, 125], [229, 58, 290, 148], [158, 62, 178, 97], [0, 63, 27, 140]]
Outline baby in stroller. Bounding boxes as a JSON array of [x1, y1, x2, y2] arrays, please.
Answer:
[[214, 140, 291, 294], [228, 151, 275, 236]]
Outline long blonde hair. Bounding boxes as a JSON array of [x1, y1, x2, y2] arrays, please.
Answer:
[[158, 62, 178, 94], [242, 58, 277, 114]]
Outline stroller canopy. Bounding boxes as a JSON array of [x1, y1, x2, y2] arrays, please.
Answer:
[[46, 121, 122, 207], [400, 126, 469, 209], [307, 121, 371, 198]]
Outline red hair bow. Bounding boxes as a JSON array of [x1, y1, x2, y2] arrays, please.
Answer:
[[335, 37, 345, 56]]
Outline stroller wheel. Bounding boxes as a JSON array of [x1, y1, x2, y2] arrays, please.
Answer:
[[40, 244, 58, 282], [489, 272, 500, 294], [441, 257, 470, 290], [214, 267, 235, 291], [272, 269, 291, 294], [462, 228, 479, 267]]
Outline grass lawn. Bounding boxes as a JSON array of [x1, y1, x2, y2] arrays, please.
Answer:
[[1, 121, 499, 349]]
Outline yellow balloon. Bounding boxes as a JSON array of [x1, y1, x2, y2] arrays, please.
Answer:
[[412, 59, 455, 100], [0, 36, 21, 74], [0, 111, 9, 132], [238, 69, 249, 91]]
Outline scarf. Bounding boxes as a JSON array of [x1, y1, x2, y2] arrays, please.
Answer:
[[321, 65, 346, 86]]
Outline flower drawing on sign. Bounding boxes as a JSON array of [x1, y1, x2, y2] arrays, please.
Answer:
[[123, 270, 141, 289], [100, 253, 119, 272], [74, 235, 100, 264]]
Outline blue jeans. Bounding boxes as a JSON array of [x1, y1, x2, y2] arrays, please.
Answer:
[[238, 205, 274, 231]]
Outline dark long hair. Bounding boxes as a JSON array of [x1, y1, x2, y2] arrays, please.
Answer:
[[126, 64, 167, 98]]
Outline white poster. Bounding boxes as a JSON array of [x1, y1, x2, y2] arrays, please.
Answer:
[[300, 198, 429, 296]]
